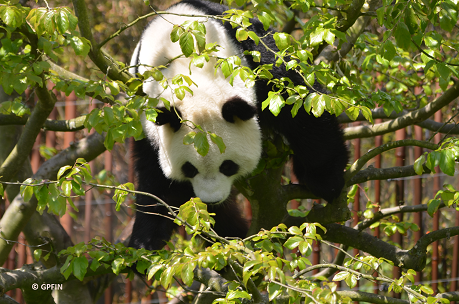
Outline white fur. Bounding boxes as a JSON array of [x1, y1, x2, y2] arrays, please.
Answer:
[[132, 3, 262, 203]]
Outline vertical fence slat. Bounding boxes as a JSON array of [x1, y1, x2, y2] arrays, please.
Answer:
[[104, 150, 113, 304], [432, 111, 442, 293], [352, 122, 360, 298], [414, 125, 424, 283], [60, 92, 76, 237], [373, 118, 382, 294], [392, 128, 405, 298]]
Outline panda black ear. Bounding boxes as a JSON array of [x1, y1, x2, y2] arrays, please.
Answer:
[[155, 107, 182, 132], [222, 97, 257, 123]]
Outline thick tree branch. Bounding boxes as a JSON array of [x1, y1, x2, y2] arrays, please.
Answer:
[[315, 0, 379, 64], [339, 108, 459, 137], [0, 132, 106, 265], [72, 0, 135, 84], [346, 140, 438, 181], [319, 224, 459, 271], [348, 164, 431, 186], [46, 59, 116, 105], [357, 203, 446, 231], [336, 291, 409, 304], [0, 263, 119, 296], [0, 114, 86, 131], [343, 81, 459, 139], [0, 81, 56, 184]]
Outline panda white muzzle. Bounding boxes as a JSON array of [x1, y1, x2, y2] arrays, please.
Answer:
[[191, 174, 232, 204]]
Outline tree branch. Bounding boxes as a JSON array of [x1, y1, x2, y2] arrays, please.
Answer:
[[348, 164, 431, 186], [339, 108, 459, 137], [336, 291, 409, 304], [315, 0, 380, 64], [72, 0, 136, 84], [320, 224, 459, 271], [357, 203, 446, 231], [46, 59, 116, 105], [0, 114, 86, 131], [343, 81, 459, 139], [346, 140, 438, 181], [0, 79, 56, 184], [0, 263, 119, 296], [0, 132, 106, 265]]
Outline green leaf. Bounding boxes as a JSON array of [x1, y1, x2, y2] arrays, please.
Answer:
[[183, 132, 196, 145], [376, 7, 385, 26], [72, 256, 88, 281], [147, 264, 163, 281], [160, 266, 175, 288], [361, 106, 374, 124], [0, 183, 3, 198], [181, 262, 195, 286], [56, 9, 70, 34], [394, 22, 411, 51], [440, 149, 455, 176], [70, 36, 90, 56], [209, 133, 226, 153], [345, 106, 360, 121], [310, 27, 324, 46], [414, 155, 425, 175], [436, 62, 451, 81], [170, 25, 182, 42], [284, 236, 303, 250], [420, 285, 434, 295], [269, 94, 285, 116], [21, 185, 33, 202], [194, 132, 209, 156], [227, 290, 251, 300], [61, 180, 72, 197], [303, 93, 317, 113], [383, 40, 396, 61], [333, 271, 349, 281], [1, 6, 23, 29], [273, 32, 290, 50], [236, 28, 248, 41], [112, 258, 125, 275], [258, 12, 272, 31], [34, 249, 42, 261], [323, 29, 335, 45], [405, 8, 418, 34], [247, 31, 259, 45], [312, 95, 325, 117], [179, 32, 194, 57], [440, 13, 454, 32], [345, 273, 358, 288], [427, 199, 441, 217], [267, 282, 282, 301]]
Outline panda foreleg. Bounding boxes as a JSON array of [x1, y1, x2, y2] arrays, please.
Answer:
[[260, 107, 349, 203], [209, 199, 249, 239]]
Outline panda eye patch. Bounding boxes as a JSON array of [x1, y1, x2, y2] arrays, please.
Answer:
[[222, 97, 257, 123], [155, 107, 182, 132], [219, 160, 239, 176], [182, 162, 199, 178]]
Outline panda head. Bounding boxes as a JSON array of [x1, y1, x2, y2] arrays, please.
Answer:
[[142, 95, 262, 204]]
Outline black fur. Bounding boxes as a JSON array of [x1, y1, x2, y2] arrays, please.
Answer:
[[155, 107, 182, 132], [129, 0, 348, 251], [222, 97, 258, 123]]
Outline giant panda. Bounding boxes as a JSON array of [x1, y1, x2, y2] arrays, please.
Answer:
[[128, 0, 349, 251]]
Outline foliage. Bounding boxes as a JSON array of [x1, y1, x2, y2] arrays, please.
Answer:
[[0, 0, 459, 303]]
